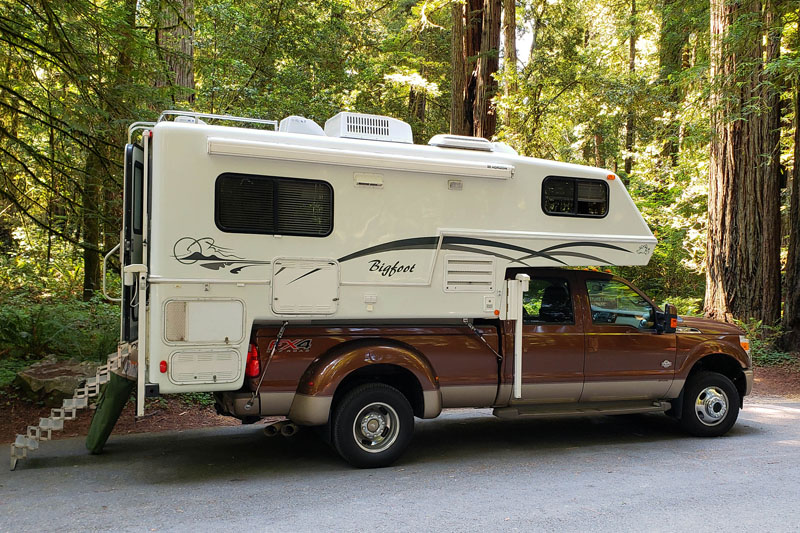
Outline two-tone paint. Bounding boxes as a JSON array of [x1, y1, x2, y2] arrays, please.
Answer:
[[220, 269, 752, 426]]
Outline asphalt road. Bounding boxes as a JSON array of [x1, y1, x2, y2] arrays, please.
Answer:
[[2, 399, 799, 533]]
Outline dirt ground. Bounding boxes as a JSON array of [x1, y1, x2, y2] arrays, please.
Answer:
[[3, 363, 800, 444]]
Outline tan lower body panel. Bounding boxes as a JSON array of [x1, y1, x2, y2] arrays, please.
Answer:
[[581, 379, 673, 402], [288, 393, 333, 426], [744, 369, 754, 396], [220, 391, 295, 417], [664, 378, 686, 399], [440, 385, 497, 408], [516, 382, 583, 404], [422, 390, 442, 418]]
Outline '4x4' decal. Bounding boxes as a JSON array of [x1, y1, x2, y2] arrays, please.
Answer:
[[268, 339, 312, 352]]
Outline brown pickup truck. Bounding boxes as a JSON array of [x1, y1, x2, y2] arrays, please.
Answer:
[[217, 268, 753, 468]]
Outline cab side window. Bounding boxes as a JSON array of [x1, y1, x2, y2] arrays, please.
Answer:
[[523, 278, 574, 324], [586, 279, 655, 329]]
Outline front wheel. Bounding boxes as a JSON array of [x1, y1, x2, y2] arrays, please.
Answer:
[[680, 371, 740, 437], [332, 383, 414, 468]]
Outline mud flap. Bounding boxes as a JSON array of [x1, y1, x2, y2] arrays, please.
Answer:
[[86, 372, 135, 454]]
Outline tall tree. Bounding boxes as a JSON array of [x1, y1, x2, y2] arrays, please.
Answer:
[[783, 14, 800, 349], [623, 0, 638, 177], [502, 0, 517, 125], [450, 0, 503, 138], [157, 0, 196, 104], [704, 0, 781, 324], [760, 0, 783, 326], [451, 1, 469, 134]]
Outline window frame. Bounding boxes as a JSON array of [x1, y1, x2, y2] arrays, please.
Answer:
[[584, 277, 657, 330], [214, 172, 334, 237], [541, 175, 609, 219]]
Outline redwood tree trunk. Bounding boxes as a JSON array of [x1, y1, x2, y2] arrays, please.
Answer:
[[82, 149, 102, 301], [760, 0, 782, 326], [156, 0, 195, 103], [783, 26, 800, 349], [450, 1, 469, 135], [502, 0, 517, 125], [623, 0, 637, 177], [450, 0, 502, 139], [705, 0, 780, 324], [474, 0, 502, 139], [658, 0, 684, 166]]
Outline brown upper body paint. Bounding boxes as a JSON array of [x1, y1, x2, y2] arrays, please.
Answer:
[[249, 269, 750, 414]]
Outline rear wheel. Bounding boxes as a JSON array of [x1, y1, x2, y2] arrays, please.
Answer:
[[332, 383, 414, 468], [680, 371, 740, 437]]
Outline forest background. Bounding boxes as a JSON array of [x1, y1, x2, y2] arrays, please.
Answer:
[[0, 0, 798, 384]]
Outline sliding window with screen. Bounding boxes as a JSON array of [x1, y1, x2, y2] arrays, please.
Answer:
[[542, 176, 608, 218], [215, 173, 333, 237]]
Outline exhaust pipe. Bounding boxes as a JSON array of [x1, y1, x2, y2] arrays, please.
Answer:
[[280, 422, 298, 437], [263, 423, 282, 437]]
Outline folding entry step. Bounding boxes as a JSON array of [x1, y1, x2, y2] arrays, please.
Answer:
[[9, 343, 136, 470]]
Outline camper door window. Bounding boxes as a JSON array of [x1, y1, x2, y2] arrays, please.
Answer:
[[215, 173, 333, 237], [542, 176, 608, 218]]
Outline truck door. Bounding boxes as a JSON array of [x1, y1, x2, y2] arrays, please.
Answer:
[[518, 273, 584, 403], [122, 143, 144, 342], [580, 276, 676, 401]]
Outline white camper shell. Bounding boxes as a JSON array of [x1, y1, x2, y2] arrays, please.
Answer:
[[117, 110, 656, 412]]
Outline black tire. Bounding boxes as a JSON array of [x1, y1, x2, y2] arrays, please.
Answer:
[[332, 383, 414, 468], [680, 371, 740, 437]]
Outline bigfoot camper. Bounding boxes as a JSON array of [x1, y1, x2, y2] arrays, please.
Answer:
[[11, 111, 752, 469]]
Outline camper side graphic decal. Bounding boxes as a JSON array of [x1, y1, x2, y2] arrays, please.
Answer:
[[338, 236, 631, 267], [171, 235, 634, 275], [173, 237, 271, 274]]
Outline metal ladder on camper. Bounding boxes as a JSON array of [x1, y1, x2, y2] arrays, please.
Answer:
[[9, 343, 135, 470]]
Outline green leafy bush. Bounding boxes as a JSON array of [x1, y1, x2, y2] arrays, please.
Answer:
[[737, 319, 794, 367], [0, 292, 119, 362]]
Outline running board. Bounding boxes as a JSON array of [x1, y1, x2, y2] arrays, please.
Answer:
[[493, 401, 671, 419], [9, 343, 136, 470]]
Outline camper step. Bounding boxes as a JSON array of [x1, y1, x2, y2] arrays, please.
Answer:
[[9, 343, 134, 471]]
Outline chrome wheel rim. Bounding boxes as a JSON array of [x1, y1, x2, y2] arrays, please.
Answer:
[[353, 402, 400, 453], [694, 386, 729, 426]]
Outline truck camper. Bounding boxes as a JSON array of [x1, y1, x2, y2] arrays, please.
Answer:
[[11, 111, 752, 469]]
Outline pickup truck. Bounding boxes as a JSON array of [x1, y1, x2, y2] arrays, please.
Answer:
[[216, 267, 753, 468]]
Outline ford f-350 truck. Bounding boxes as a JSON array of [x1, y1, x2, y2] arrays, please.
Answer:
[[218, 268, 752, 468]]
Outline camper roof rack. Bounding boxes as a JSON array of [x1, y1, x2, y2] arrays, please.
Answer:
[[158, 110, 278, 130]]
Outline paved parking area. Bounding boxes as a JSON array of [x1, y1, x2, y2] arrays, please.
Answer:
[[2, 399, 799, 532]]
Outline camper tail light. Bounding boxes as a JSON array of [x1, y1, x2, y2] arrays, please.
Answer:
[[245, 343, 260, 378]]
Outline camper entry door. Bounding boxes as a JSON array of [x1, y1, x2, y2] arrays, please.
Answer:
[[122, 143, 145, 342]]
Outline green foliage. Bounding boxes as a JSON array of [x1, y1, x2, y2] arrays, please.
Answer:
[[0, 0, 798, 363], [737, 319, 794, 367], [0, 358, 29, 388], [178, 392, 216, 407], [0, 291, 119, 361]]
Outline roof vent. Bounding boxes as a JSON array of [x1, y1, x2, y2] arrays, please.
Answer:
[[428, 134, 494, 151], [279, 116, 325, 136], [325, 112, 413, 144]]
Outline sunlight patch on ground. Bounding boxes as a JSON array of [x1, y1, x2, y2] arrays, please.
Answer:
[[747, 405, 800, 419]]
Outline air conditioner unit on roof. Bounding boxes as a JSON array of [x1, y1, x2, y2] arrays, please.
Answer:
[[325, 112, 413, 144]]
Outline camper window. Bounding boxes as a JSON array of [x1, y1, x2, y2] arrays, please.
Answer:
[[215, 173, 333, 236], [542, 176, 608, 218]]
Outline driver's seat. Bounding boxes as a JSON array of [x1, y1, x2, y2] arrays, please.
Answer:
[[539, 285, 572, 323]]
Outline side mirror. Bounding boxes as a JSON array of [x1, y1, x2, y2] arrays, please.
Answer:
[[663, 303, 678, 334]]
